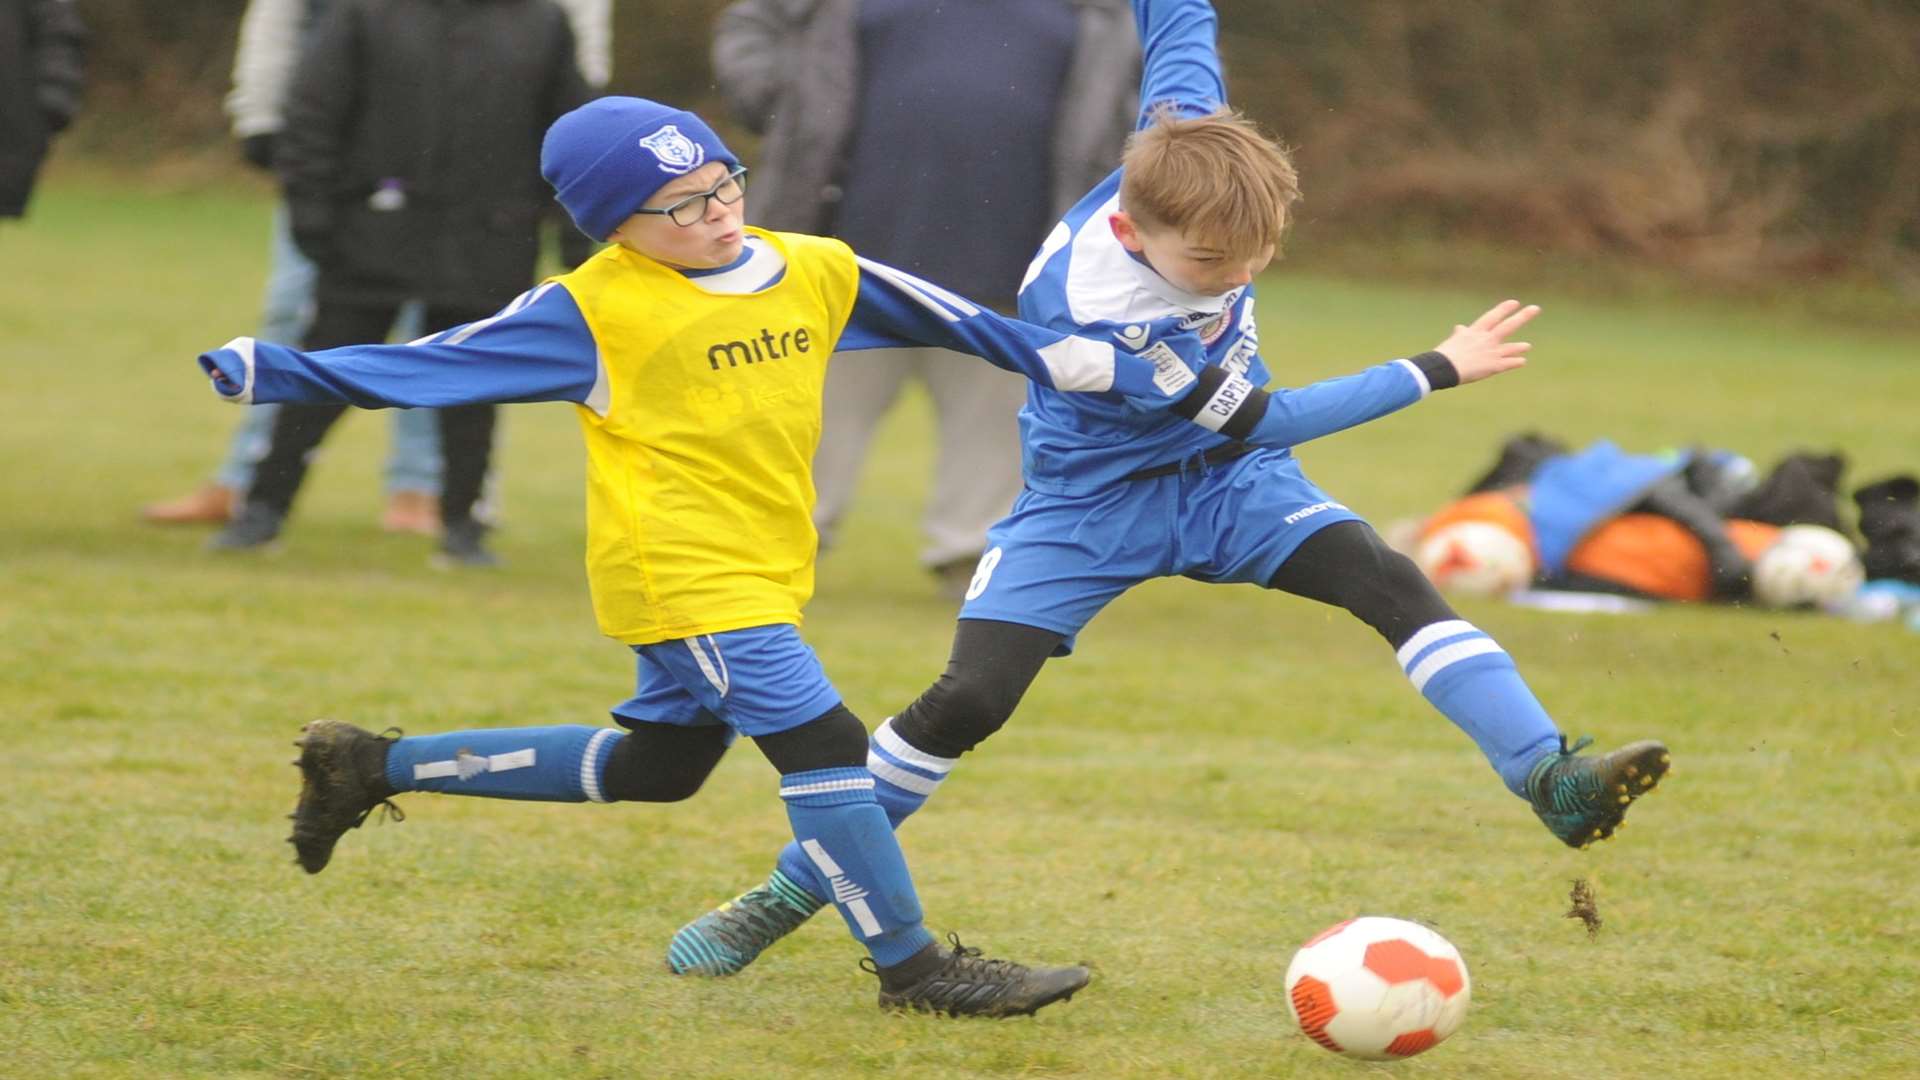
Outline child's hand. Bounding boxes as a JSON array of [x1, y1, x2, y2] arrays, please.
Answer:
[[1433, 300, 1540, 385]]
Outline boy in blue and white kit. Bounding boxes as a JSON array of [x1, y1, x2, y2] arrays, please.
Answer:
[[670, 0, 1673, 978], [194, 96, 1233, 1017]]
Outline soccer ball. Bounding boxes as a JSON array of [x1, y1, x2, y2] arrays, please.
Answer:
[[1751, 524, 1864, 610], [1284, 916, 1471, 1060], [1415, 521, 1534, 596]]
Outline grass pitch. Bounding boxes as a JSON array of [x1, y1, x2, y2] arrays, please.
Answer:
[[2, 180, 1916, 1078]]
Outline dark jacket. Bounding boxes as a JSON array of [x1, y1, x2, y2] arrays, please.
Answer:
[[0, 0, 87, 218], [277, 0, 588, 309], [712, 0, 1139, 235]]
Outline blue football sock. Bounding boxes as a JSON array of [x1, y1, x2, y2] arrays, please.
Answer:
[[867, 716, 957, 822], [1396, 620, 1563, 796], [384, 725, 625, 802], [775, 718, 957, 903], [779, 766, 935, 967]]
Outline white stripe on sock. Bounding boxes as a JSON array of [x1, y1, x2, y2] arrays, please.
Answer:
[[579, 728, 620, 803], [867, 753, 942, 796], [411, 748, 536, 781], [800, 838, 844, 877], [803, 839, 884, 937], [873, 718, 957, 774], [1395, 619, 1480, 670], [1407, 638, 1506, 693], [779, 776, 875, 799], [846, 897, 882, 937]]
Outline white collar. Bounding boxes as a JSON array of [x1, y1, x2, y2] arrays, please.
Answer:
[[681, 237, 786, 295], [1122, 247, 1236, 315]]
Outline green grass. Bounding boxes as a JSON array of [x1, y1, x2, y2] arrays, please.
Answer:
[[2, 179, 1917, 1078]]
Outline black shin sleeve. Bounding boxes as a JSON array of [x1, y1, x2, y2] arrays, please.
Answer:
[[1266, 520, 1456, 650], [600, 722, 735, 803], [753, 704, 870, 774], [890, 619, 1063, 759]]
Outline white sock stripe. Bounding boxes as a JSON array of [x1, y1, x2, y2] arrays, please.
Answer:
[[845, 897, 883, 937], [872, 719, 957, 775], [801, 839, 884, 937], [799, 838, 844, 878], [411, 747, 536, 781], [579, 728, 620, 803], [867, 742, 947, 783], [1396, 620, 1481, 669], [866, 753, 943, 796], [1407, 638, 1507, 693], [778, 776, 876, 799]]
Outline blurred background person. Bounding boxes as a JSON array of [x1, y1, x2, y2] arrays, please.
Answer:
[[142, 0, 610, 533], [206, 0, 589, 566], [712, 0, 1139, 598], [1, 0, 87, 221]]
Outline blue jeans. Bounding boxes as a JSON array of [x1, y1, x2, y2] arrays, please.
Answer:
[[213, 202, 441, 495]]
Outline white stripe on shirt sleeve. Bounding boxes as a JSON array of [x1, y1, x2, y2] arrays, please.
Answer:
[[855, 257, 982, 321], [1394, 357, 1432, 399]]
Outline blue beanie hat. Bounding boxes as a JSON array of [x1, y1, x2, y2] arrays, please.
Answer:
[[541, 97, 740, 240]]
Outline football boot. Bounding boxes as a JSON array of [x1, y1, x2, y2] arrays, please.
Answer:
[[1525, 735, 1670, 849], [665, 869, 824, 976]]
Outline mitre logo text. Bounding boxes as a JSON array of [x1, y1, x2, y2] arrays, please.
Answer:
[[706, 326, 813, 371]]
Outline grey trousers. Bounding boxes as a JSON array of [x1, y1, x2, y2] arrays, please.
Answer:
[[811, 347, 1027, 569]]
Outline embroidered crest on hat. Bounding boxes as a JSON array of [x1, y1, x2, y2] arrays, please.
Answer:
[[639, 124, 705, 175]]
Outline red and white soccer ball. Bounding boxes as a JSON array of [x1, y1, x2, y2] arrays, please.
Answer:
[[1751, 524, 1864, 610], [1284, 916, 1472, 1061], [1415, 521, 1534, 597]]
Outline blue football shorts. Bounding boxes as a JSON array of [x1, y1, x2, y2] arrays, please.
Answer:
[[609, 623, 843, 738], [959, 448, 1360, 653]]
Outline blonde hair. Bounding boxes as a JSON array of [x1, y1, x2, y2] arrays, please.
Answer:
[[1120, 107, 1300, 258]]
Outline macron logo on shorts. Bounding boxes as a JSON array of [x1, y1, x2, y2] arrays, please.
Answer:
[[1283, 500, 1346, 525]]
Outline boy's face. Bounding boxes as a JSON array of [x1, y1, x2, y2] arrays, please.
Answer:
[[1109, 211, 1274, 298], [609, 161, 746, 269]]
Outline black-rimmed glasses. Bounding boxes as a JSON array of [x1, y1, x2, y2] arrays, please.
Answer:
[[634, 166, 748, 227]]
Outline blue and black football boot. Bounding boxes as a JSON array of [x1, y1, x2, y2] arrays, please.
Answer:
[[1525, 735, 1671, 849]]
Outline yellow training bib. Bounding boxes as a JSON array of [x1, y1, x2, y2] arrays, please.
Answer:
[[555, 228, 860, 644]]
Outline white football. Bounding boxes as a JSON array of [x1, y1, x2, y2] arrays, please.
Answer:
[[1284, 916, 1472, 1061], [1751, 524, 1864, 609], [1415, 521, 1534, 596]]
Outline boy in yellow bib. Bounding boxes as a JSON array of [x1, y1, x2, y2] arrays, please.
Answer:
[[196, 96, 1216, 1017]]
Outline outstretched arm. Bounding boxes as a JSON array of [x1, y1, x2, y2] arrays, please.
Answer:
[[197, 283, 607, 411], [1166, 300, 1540, 448], [839, 256, 1198, 405], [1133, 0, 1225, 126]]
